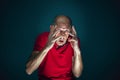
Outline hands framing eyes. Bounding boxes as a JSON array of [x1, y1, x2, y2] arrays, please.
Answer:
[[46, 25, 78, 49]]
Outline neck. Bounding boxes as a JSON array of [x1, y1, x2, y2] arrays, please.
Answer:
[[55, 42, 68, 49]]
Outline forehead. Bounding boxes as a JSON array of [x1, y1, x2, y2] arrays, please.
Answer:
[[55, 16, 70, 24], [56, 23, 71, 30], [54, 16, 72, 29]]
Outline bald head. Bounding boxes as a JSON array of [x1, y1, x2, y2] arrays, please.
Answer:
[[51, 15, 72, 46], [53, 15, 72, 26]]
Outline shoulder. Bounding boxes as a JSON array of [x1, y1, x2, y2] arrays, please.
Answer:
[[35, 32, 50, 42], [36, 32, 49, 39], [38, 32, 49, 37]]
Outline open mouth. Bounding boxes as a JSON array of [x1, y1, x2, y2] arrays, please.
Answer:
[[59, 40, 64, 42]]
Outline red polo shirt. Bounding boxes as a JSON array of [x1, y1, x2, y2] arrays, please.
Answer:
[[33, 32, 79, 80]]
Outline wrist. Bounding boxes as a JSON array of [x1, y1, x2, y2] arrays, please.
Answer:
[[45, 43, 54, 50], [73, 45, 79, 50], [73, 46, 81, 55]]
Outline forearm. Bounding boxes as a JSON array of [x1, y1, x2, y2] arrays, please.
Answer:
[[26, 26, 61, 75], [72, 46, 83, 77], [26, 46, 50, 75]]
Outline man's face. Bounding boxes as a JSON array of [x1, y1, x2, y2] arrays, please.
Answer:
[[55, 23, 71, 46]]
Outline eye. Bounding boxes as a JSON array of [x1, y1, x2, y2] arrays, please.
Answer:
[[64, 30, 69, 35]]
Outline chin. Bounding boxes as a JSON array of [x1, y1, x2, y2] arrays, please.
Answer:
[[56, 42, 65, 46]]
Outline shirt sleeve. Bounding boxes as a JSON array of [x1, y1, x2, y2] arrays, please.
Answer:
[[33, 32, 49, 51]]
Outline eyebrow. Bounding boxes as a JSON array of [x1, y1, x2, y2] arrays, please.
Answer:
[[58, 28, 70, 31]]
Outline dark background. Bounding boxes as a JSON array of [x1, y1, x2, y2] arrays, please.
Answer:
[[1, 0, 120, 80]]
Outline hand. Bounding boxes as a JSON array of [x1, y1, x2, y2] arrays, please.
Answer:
[[46, 25, 61, 49], [68, 26, 79, 49]]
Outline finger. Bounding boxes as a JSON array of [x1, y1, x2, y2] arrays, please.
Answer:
[[52, 36, 62, 42], [72, 26, 77, 35], [49, 25, 56, 37], [52, 29, 60, 37], [68, 32, 75, 37], [50, 25, 55, 33], [68, 39, 76, 42]]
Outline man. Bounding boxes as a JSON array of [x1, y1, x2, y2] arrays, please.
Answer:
[[26, 15, 83, 80]]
